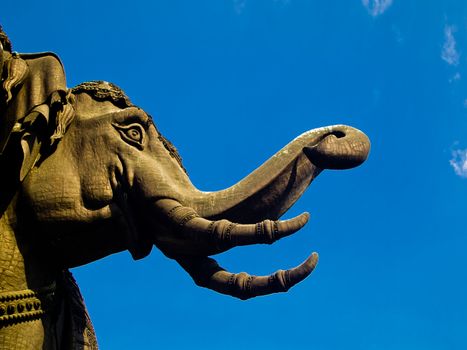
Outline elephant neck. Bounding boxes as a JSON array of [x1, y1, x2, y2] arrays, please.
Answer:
[[0, 202, 59, 293], [0, 208, 28, 292], [0, 208, 47, 349], [0, 212, 98, 348]]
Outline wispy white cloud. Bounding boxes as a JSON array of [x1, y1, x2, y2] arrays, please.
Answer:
[[362, 0, 393, 17], [233, 0, 246, 14], [449, 72, 461, 83], [441, 25, 460, 66], [391, 25, 404, 44], [450, 148, 467, 178]]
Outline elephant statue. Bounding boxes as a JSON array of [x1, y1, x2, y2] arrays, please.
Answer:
[[0, 26, 370, 349]]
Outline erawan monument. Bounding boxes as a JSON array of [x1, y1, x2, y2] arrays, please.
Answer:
[[0, 25, 370, 349]]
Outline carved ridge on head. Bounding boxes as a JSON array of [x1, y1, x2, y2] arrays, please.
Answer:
[[71, 80, 133, 109]]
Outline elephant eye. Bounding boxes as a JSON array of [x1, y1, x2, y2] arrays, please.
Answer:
[[126, 127, 142, 142], [112, 122, 145, 150]]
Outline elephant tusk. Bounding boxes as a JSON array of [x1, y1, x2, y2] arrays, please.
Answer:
[[175, 253, 319, 300], [155, 198, 309, 250]]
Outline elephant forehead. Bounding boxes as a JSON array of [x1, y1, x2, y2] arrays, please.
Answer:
[[73, 93, 150, 124], [73, 93, 127, 120]]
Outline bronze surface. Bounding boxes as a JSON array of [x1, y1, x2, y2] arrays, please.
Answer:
[[0, 25, 370, 349]]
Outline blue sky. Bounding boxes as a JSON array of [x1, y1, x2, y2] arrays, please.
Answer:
[[2, 1, 467, 349]]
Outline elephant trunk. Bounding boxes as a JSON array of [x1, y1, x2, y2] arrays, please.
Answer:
[[184, 125, 370, 223], [302, 126, 370, 169]]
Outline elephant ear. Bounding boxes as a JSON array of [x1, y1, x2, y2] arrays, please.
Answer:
[[0, 28, 73, 181], [0, 52, 67, 155]]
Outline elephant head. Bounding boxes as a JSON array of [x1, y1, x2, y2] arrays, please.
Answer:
[[0, 23, 370, 349], [14, 80, 370, 300]]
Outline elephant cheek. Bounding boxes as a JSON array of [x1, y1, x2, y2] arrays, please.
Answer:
[[80, 175, 114, 209], [130, 164, 182, 202]]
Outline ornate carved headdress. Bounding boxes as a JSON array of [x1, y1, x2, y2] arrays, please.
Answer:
[[71, 81, 133, 109]]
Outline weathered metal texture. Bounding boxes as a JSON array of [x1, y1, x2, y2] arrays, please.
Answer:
[[0, 25, 370, 349]]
